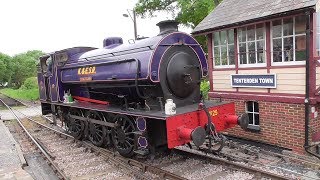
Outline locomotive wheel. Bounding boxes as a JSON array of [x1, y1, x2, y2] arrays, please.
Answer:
[[111, 115, 136, 157], [103, 113, 116, 146], [67, 108, 85, 140], [87, 111, 107, 147]]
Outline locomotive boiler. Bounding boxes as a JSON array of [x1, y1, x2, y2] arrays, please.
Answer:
[[38, 20, 249, 157]]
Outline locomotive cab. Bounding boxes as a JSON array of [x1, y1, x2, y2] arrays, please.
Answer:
[[38, 55, 55, 102]]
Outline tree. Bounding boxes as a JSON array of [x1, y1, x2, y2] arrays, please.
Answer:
[[24, 50, 44, 62], [0, 50, 44, 88], [11, 50, 44, 88], [135, 0, 223, 51], [0, 53, 13, 86], [135, 0, 222, 28]]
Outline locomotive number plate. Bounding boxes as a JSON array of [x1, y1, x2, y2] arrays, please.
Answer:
[[209, 109, 218, 117], [78, 66, 96, 75]]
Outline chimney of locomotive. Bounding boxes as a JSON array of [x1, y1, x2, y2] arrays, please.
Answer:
[[156, 20, 179, 35]]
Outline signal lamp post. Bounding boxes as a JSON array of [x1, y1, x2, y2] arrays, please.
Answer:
[[123, 9, 138, 40]]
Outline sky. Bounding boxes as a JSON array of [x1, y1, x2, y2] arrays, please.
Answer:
[[0, 0, 190, 56]]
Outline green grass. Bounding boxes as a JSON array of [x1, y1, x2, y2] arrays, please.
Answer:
[[0, 88, 39, 101], [0, 77, 40, 101]]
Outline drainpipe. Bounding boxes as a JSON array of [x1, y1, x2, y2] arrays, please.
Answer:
[[304, 10, 310, 150], [304, 10, 320, 159]]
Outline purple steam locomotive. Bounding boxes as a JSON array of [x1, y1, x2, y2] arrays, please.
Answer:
[[38, 20, 248, 157]]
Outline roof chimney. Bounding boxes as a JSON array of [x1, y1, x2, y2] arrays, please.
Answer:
[[156, 20, 179, 35]]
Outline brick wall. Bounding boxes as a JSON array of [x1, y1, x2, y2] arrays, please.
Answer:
[[311, 105, 320, 143], [212, 98, 320, 153]]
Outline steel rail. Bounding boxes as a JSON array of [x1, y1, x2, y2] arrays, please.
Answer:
[[23, 100, 320, 175], [4, 100, 185, 180], [82, 145, 153, 180], [174, 148, 290, 180], [84, 142, 187, 180], [0, 98, 69, 180], [220, 141, 320, 180], [217, 150, 316, 179], [9, 109, 150, 179], [257, 149, 320, 175], [185, 141, 320, 180], [0, 93, 65, 130], [3, 94, 318, 179], [0, 93, 43, 115], [12, 109, 67, 136], [0, 93, 37, 109], [0, 94, 185, 179]]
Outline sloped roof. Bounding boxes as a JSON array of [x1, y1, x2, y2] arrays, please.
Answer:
[[193, 0, 317, 34]]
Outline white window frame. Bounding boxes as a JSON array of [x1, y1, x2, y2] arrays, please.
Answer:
[[212, 30, 236, 69], [271, 16, 306, 66], [246, 101, 260, 127], [237, 24, 267, 68]]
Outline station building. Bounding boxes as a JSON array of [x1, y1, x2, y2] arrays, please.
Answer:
[[193, 0, 320, 154]]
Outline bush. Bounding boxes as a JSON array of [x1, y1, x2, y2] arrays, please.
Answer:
[[200, 80, 210, 100], [20, 77, 38, 90]]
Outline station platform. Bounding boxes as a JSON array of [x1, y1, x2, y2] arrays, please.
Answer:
[[0, 120, 33, 179]]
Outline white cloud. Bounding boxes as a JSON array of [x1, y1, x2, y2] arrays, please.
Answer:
[[0, 0, 191, 56]]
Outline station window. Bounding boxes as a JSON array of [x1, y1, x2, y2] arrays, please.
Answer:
[[271, 15, 306, 64], [237, 23, 266, 67], [246, 101, 260, 131], [213, 29, 235, 68]]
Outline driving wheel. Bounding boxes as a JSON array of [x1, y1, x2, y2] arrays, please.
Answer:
[[111, 114, 136, 157]]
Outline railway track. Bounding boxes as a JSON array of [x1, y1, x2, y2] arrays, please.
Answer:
[[0, 98, 69, 179], [172, 141, 320, 179], [1, 95, 319, 179], [0, 97, 186, 179]]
